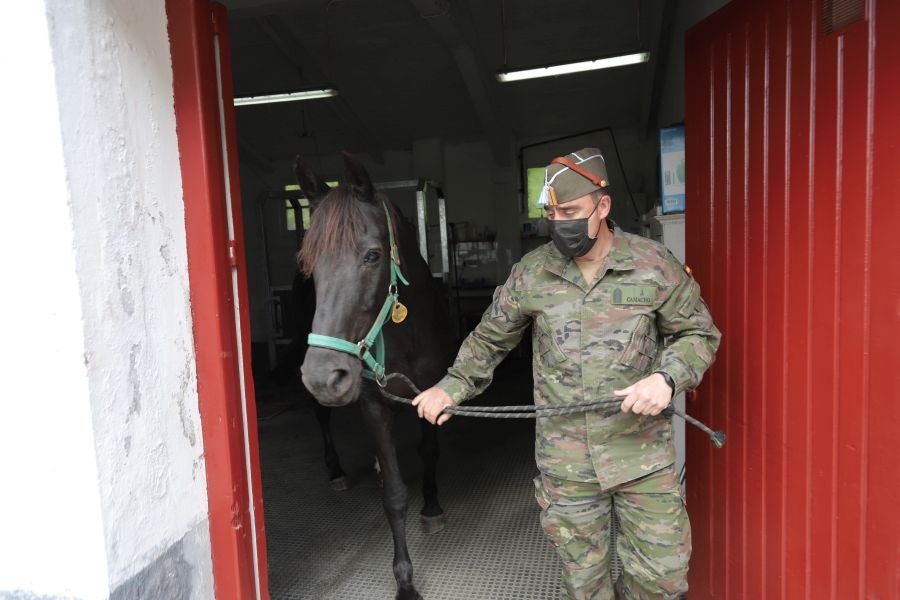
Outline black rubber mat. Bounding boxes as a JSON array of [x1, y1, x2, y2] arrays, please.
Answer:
[[259, 364, 563, 599]]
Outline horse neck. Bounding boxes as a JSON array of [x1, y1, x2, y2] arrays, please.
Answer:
[[392, 210, 434, 313], [385, 206, 454, 371]]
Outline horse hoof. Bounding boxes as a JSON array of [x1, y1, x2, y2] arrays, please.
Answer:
[[395, 588, 423, 600], [419, 512, 447, 535], [329, 476, 349, 491]]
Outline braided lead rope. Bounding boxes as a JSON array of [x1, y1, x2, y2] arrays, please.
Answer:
[[377, 373, 611, 416], [375, 372, 726, 447]]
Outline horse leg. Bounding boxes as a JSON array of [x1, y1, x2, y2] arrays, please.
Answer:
[[418, 420, 446, 534], [374, 456, 384, 488], [360, 394, 422, 600], [313, 402, 348, 491]]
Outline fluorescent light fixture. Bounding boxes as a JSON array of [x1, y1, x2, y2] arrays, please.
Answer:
[[497, 52, 650, 83], [233, 88, 338, 106]]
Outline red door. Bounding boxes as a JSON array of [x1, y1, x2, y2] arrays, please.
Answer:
[[685, 0, 900, 598], [168, 2, 269, 598]]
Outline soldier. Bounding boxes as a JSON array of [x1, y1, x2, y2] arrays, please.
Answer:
[[413, 148, 721, 599]]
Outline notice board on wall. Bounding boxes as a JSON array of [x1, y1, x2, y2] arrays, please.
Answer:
[[659, 125, 686, 214]]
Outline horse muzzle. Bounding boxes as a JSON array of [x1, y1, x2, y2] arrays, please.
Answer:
[[300, 347, 363, 407]]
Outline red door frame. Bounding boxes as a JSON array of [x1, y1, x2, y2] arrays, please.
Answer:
[[167, 2, 269, 598]]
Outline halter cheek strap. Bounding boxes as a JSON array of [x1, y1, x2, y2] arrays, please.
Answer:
[[306, 202, 408, 384]]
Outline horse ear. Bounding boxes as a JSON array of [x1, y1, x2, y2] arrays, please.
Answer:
[[341, 151, 376, 204], [294, 155, 331, 205]]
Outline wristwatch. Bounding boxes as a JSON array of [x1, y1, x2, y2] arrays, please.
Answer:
[[654, 371, 676, 395]]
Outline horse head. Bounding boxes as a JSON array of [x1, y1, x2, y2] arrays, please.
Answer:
[[296, 153, 397, 407]]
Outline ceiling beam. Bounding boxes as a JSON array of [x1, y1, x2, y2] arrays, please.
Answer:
[[408, 0, 512, 166], [255, 16, 384, 163]]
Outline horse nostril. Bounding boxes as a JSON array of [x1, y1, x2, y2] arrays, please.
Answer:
[[326, 369, 351, 395]]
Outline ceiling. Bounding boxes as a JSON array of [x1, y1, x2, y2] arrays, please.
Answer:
[[222, 0, 665, 165]]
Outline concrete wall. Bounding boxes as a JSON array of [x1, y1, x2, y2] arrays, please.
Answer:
[[0, 1, 213, 598]]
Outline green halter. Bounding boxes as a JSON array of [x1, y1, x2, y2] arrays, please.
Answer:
[[307, 202, 409, 384]]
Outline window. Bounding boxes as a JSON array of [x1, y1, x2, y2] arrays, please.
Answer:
[[284, 199, 311, 231], [526, 167, 546, 219], [283, 182, 337, 231]]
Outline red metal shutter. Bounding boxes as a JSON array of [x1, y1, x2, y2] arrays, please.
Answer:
[[684, 0, 900, 597]]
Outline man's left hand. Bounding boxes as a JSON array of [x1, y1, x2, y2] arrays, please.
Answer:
[[615, 373, 672, 416], [412, 386, 454, 426]]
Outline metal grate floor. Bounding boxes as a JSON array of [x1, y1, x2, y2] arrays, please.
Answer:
[[258, 365, 563, 600]]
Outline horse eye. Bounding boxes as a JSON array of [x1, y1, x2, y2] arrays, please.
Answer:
[[364, 249, 381, 264]]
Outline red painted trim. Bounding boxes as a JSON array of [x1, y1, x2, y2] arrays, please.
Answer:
[[211, 3, 270, 597], [167, 1, 268, 598]]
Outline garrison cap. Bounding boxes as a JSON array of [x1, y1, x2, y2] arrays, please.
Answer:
[[537, 148, 609, 207]]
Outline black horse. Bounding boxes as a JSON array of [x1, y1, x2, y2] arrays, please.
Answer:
[[295, 153, 454, 600], [269, 269, 352, 490]]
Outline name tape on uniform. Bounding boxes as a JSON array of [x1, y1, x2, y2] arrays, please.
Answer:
[[611, 285, 656, 306]]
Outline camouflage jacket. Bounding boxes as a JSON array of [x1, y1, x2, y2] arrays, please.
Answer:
[[437, 229, 721, 488]]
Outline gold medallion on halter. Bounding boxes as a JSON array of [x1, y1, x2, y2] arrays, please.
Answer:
[[391, 301, 408, 323]]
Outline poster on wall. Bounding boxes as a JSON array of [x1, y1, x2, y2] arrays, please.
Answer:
[[659, 125, 686, 214]]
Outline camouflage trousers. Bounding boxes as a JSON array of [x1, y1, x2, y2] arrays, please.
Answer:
[[534, 465, 690, 600]]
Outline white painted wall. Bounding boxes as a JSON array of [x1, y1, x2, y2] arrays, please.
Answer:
[[0, 4, 110, 598], [0, 1, 212, 598]]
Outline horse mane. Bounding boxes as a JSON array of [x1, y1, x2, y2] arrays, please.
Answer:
[[297, 186, 404, 277]]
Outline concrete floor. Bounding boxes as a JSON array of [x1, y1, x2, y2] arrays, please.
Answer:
[[257, 359, 563, 599]]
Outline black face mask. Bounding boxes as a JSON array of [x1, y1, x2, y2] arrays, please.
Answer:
[[548, 203, 600, 258]]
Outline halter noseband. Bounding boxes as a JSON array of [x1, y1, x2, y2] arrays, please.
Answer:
[[306, 201, 409, 384]]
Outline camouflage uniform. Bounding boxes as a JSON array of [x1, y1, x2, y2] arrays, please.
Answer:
[[436, 230, 720, 599]]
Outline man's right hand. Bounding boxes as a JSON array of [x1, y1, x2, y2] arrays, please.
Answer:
[[412, 387, 454, 426]]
